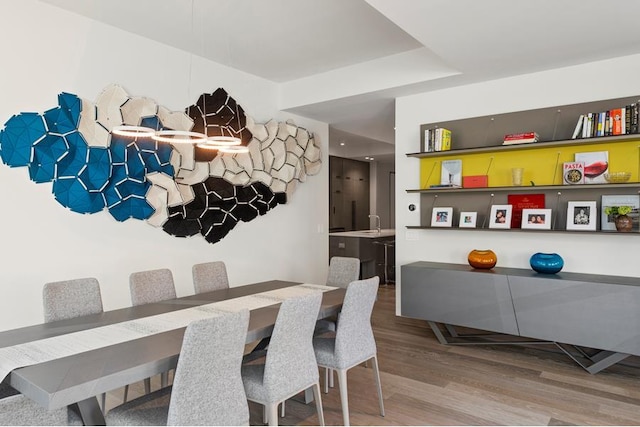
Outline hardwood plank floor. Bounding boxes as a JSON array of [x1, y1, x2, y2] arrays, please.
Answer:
[[107, 286, 640, 425]]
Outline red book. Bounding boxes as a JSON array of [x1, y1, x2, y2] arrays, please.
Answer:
[[508, 193, 545, 229], [504, 132, 538, 141], [610, 108, 623, 135]]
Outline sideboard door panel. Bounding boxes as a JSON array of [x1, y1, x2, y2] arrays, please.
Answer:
[[509, 276, 640, 356], [401, 262, 519, 335]]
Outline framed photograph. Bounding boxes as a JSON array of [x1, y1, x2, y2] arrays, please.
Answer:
[[459, 211, 477, 228], [431, 207, 453, 227], [521, 208, 552, 229], [566, 201, 597, 231], [488, 205, 512, 229], [601, 194, 640, 231]]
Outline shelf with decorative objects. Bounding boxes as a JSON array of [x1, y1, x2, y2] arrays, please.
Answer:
[[407, 95, 640, 233]]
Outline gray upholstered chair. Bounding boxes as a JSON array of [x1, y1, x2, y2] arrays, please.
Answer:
[[241, 293, 325, 427], [313, 276, 384, 426], [192, 261, 229, 294], [326, 256, 360, 288], [43, 277, 103, 323], [316, 256, 361, 336], [106, 309, 250, 426], [42, 277, 108, 411], [0, 392, 82, 426], [129, 268, 177, 306], [126, 268, 177, 400]]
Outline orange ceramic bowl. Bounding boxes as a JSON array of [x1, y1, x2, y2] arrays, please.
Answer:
[[468, 249, 497, 269]]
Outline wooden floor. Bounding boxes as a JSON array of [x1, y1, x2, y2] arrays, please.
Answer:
[[106, 286, 640, 425]]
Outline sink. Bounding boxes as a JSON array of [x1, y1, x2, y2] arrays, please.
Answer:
[[359, 230, 381, 234]]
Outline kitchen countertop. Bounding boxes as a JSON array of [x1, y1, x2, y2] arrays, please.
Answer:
[[328, 229, 395, 238]]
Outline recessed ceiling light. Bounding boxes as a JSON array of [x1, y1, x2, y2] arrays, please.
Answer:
[[340, 142, 345, 146]]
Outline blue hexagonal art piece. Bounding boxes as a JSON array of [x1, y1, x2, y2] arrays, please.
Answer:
[[0, 112, 47, 167], [29, 134, 70, 183], [53, 177, 106, 214]]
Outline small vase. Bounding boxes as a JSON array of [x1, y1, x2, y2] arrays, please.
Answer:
[[614, 214, 633, 232], [530, 252, 563, 274], [468, 249, 497, 269]]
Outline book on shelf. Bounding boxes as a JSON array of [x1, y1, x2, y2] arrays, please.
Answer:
[[575, 151, 608, 184], [502, 132, 539, 145], [422, 127, 452, 152], [574, 103, 640, 139], [440, 159, 462, 186], [563, 162, 585, 185], [507, 193, 545, 229], [429, 183, 461, 189], [571, 114, 584, 139]]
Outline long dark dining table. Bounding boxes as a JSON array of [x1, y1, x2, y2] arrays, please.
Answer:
[[0, 280, 345, 426]]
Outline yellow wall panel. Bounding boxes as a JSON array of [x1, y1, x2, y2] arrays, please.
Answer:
[[420, 139, 640, 189]]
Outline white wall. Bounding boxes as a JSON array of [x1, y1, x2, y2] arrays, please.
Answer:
[[0, 1, 329, 330], [395, 54, 640, 314]]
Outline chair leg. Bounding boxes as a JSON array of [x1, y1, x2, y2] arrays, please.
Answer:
[[336, 368, 350, 426], [329, 368, 334, 388], [100, 393, 106, 413], [144, 377, 151, 394], [267, 403, 279, 426], [324, 367, 329, 394], [280, 400, 285, 417], [312, 383, 326, 426], [123, 384, 129, 403], [371, 355, 385, 417]]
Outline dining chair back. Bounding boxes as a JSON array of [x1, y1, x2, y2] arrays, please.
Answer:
[[192, 261, 229, 294], [129, 268, 177, 306], [43, 277, 103, 323], [106, 309, 251, 426], [41, 277, 106, 415], [326, 256, 360, 288], [313, 276, 384, 426], [0, 394, 82, 426], [242, 292, 325, 426], [127, 268, 178, 398]]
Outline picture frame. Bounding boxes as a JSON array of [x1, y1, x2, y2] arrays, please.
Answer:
[[521, 208, 552, 230], [488, 205, 512, 229], [431, 207, 453, 227], [566, 201, 597, 231], [459, 211, 477, 228], [601, 194, 640, 231]]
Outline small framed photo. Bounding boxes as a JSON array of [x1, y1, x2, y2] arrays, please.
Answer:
[[521, 208, 552, 230], [489, 205, 512, 229], [566, 201, 597, 231], [431, 207, 453, 227], [459, 211, 477, 228]]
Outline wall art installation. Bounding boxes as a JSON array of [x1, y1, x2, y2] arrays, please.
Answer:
[[0, 85, 322, 243]]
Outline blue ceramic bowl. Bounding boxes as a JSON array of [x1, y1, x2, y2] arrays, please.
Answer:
[[530, 252, 563, 274]]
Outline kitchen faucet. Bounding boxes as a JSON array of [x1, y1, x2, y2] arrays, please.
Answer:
[[369, 214, 381, 234]]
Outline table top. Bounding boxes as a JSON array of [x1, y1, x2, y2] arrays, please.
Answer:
[[0, 280, 345, 413]]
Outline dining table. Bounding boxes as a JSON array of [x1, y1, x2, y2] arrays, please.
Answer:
[[0, 280, 345, 426]]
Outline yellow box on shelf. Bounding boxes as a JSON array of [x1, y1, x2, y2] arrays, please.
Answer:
[[419, 139, 640, 189]]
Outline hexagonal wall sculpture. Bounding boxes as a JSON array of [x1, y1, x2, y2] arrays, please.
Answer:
[[0, 84, 322, 244]]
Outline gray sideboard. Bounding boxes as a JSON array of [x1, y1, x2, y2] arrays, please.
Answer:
[[401, 261, 640, 373]]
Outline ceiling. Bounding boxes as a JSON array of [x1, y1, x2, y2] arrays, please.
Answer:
[[39, 0, 640, 162]]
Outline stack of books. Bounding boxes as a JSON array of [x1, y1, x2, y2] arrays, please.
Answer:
[[502, 132, 539, 145], [422, 127, 452, 152]]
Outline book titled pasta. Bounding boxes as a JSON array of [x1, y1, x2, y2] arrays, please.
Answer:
[[563, 162, 585, 185]]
